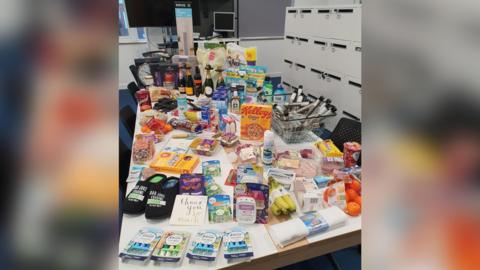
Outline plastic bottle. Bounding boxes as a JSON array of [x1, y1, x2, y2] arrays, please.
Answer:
[[273, 84, 286, 105], [262, 130, 275, 165], [230, 90, 241, 114], [263, 76, 273, 103]]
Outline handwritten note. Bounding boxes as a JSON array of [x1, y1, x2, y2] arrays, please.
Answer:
[[169, 195, 208, 226]]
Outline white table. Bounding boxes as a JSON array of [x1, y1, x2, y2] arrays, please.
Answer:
[[119, 107, 361, 270]]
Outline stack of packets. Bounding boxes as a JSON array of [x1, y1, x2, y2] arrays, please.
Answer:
[[268, 207, 347, 248], [119, 228, 163, 262], [120, 228, 254, 263], [151, 231, 190, 263], [223, 227, 254, 259], [186, 230, 223, 261]]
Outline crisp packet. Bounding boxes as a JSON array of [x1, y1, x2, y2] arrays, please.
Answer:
[[202, 160, 221, 177], [224, 169, 237, 186], [223, 227, 254, 259], [126, 165, 145, 183], [237, 164, 263, 184], [208, 194, 232, 223], [119, 227, 163, 262], [179, 174, 205, 195], [205, 176, 223, 197]]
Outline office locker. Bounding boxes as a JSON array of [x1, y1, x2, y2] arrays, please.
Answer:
[[323, 69, 343, 107], [350, 41, 362, 79], [297, 8, 315, 36], [309, 67, 328, 97], [340, 76, 361, 119], [309, 38, 330, 70], [312, 8, 333, 38], [326, 40, 350, 75], [331, 6, 361, 42], [293, 62, 308, 90], [285, 8, 299, 34], [282, 58, 295, 86], [293, 36, 310, 65], [284, 35, 297, 61]]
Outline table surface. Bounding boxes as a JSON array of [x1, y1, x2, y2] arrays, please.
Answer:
[[119, 106, 361, 270]]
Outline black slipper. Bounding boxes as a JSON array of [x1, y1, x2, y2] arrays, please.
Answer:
[[122, 174, 167, 214], [145, 177, 180, 219]]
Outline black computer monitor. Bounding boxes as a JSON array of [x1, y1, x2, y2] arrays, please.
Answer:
[[125, 0, 200, 27], [213, 12, 235, 32]]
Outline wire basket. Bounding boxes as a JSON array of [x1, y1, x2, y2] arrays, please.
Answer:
[[271, 112, 334, 144]]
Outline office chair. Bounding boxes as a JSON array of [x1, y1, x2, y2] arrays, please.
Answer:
[[127, 82, 140, 104], [330, 117, 361, 152], [129, 65, 143, 87], [120, 106, 136, 138]]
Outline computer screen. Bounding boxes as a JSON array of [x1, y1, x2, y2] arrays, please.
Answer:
[[125, 0, 200, 27], [214, 12, 235, 32]]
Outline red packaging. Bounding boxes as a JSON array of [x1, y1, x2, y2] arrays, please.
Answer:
[[343, 142, 361, 168], [135, 89, 152, 112]]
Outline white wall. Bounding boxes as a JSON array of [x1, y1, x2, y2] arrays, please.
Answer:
[[239, 38, 284, 78], [119, 42, 148, 89]]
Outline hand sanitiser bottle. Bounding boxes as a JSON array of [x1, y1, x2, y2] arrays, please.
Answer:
[[262, 130, 275, 165], [273, 84, 286, 105]]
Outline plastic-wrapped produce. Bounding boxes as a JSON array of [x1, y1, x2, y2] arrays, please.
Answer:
[[132, 135, 155, 164]]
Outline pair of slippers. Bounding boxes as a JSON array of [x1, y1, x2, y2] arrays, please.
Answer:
[[122, 174, 179, 219]]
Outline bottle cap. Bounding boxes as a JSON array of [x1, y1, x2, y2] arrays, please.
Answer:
[[264, 130, 274, 141]]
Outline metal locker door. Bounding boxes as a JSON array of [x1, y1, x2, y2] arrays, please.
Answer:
[[313, 8, 333, 38], [327, 40, 351, 75], [331, 6, 361, 42], [285, 8, 299, 35]]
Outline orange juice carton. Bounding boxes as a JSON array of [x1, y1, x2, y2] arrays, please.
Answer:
[[240, 104, 272, 141]]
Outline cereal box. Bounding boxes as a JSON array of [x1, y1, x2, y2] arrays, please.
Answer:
[[240, 104, 272, 141]]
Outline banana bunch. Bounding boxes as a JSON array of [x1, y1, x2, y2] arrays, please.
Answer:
[[269, 177, 296, 215]]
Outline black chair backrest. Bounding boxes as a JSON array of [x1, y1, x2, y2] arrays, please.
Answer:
[[119, 137, 131, 194], [127, 82, 140, 104], [129, 65, 143, 88], [330, 117, 361, 152], [120, 106, 136, 138]]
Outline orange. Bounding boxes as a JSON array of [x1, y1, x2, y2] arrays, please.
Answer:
[[323, 187, 336, 202], [351, 179, 361, 193], [354, 196, 362, 206], [345, 202, 361, 216], [345, 189, 358, 202], [141, 125, 151, 133]]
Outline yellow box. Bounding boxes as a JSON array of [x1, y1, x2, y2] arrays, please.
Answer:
[[315, 139, 343, 157], [240, 104, 272, 141], [149, 152, 199, 174]]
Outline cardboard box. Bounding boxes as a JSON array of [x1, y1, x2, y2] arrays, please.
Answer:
[[240, 104, 272, 141]]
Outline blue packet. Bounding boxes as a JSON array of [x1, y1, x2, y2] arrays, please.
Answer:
[[207, 194, 232, 223], [223, 227, 254, 259]]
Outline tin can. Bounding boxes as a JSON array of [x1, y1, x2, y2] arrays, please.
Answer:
[[135, 89, 152, 112], [343, 142, 361, 168]]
